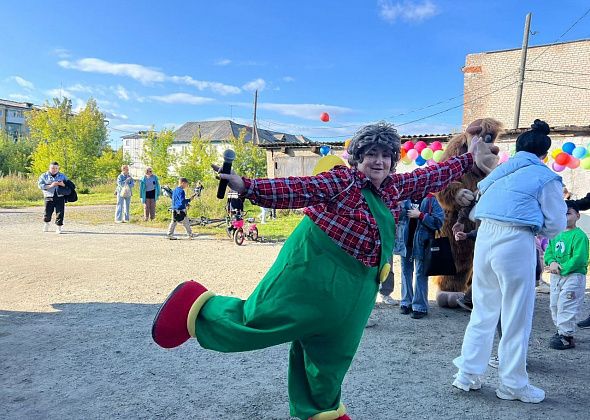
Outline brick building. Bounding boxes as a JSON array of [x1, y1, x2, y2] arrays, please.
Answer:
[[463, 39, 590, 129]]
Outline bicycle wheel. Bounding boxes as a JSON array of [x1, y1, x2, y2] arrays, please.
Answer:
[[233, 228, 245, 246], [249, 227, 259, 241]]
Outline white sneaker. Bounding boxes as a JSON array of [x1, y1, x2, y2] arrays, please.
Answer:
[[365, 314, 378, 328], [43, 222, 50, 232], [452, 371, 482, 391], [377, 294, 399, 305], [166, 235, 177, 240], [115, 220, 123, 224], [496, 384, 545, 403], [536, 281, 550, 294], [55, 225, 63, 234], [488, 354, 499, 369]]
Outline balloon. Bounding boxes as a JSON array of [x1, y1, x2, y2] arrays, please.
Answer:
[[567, 157, 580, 169], [427, 159, 437, 166], [555, 152, 571, 166], [415, 156, 426, 166], [344, 139, 351, 149], [562, 142, 575, 155], [509, 144, 516, 157], [430, 141, 443, 151], [400, 149, 407, 159], [402, 141, 414, 151], [401, 157, 412, 165], [498, 152, 509, 163], [319, 145, 331, 156], [540, 237, 549, 251], [414, 141, 428, 153], [432, 150, 444, 162], [420, 148, 434, 160], [552, 162, 566, 172], [341, 151, 350, 160], [550, 149, 562, 159], [572, 146, 587, 159], [312, 155, 346, 175], [582, 157, 590, 170], [407, 149, 419, 160], [320, 112, 330, 122]]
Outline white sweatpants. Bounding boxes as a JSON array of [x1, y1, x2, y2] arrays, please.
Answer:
[[550, 273, 586, 336], [454, 220, 536, 389]]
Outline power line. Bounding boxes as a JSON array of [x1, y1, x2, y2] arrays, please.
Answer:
[[525, 79, 590, 91], [526, 68, 590, 77]]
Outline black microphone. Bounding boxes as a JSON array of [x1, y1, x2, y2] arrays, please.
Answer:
[[217, 149, 236, 199]]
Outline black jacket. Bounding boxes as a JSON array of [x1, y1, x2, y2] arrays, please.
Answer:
[[573, 193, 590, 211], [58, 180, 78, 203]]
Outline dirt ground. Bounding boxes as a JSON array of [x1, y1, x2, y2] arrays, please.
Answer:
[[1, 206, 589, 420]]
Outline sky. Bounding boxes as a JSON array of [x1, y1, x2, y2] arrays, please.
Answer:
[[1, 0, 589, 146]]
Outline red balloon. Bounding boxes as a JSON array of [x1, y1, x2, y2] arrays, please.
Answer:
[[320, 112, 330, 122], [567, 157, 580, 169], [415, 141, 428, 153], [402, 141, 415, 151], [555, 152, 571, 166]]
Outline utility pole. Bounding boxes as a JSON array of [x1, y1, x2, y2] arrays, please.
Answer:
[[252, 90, 259, 145], [513, 12, 532, 129]]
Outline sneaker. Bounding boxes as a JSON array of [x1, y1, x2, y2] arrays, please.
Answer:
[[577, 315, 590, 329], [456, 296, 473, 311], [549, 334, 575, 350], [411, 311, 427, 319], [496, 384, 545, 403], [536, 280, 550, 294], [55, 225, 63, 234], [43, 222, 50, 232], [488, 354, 499, 369], [167, 235, 178, 240], [400, 305, 412, 315], [365, 314, 378, 328], [115, 220, 123, 224], [377, 294, 398, 305], [189, 233, 198, 240], [452, 371, 482, 392]]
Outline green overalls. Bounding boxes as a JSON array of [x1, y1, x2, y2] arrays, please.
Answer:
[[194, 189, 395, 420]]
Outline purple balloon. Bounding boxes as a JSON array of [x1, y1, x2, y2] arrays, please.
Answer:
[[552, 162, 565, 172]]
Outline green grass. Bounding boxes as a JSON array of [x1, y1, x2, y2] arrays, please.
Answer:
[[0, 175, 302, 240]]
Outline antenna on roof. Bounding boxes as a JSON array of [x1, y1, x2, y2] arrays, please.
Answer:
[[252, 90, 259, 145]]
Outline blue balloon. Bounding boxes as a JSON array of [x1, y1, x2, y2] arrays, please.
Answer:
[[572, 146, 587, 159], [319, 145, 331, 156], [415, 156, 426, 166], [562, 142, 576, 155]]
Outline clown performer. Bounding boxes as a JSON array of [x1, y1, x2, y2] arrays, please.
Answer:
[[151, 123, 496, 420]]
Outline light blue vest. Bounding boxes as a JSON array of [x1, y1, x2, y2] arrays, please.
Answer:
[[474, 151, 561, 233]]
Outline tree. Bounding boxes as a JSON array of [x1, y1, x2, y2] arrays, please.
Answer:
[[142, 129, 174, 180], [28, 97, 108, 184], [0, 132, 37, 175], [175, 133, 216, 183], [224, 128, 267, 179], [95, 147, 130, 181]]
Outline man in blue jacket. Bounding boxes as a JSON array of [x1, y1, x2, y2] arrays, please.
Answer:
[[37, 161, 69, 234], [167, 177, 194, 240]]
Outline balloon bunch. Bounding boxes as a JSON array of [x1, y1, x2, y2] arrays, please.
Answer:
[[400, 140, 445, 166], [549, 141, 590, 172]]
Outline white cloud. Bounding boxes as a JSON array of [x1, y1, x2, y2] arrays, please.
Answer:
[[214, 58, 232, 66], [282, 76, 295, 82], [149, 93, 214, 105], [8, 93, 32, 101], [51, 48, 71, 59], [45, 88, 78, 100], [112, 123, 153, 132], [378, 0, 438, 23], [66, 83, 96, 93], [114, 85, 130, 100], [59, 57, 242, 95], [242, 78, 266, 92], [10, 76, 34, 90], [257, 103, 354, 121], [103, 111, 128, 121]]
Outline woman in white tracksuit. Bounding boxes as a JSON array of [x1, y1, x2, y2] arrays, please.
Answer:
[[452, 120, 566, 403]]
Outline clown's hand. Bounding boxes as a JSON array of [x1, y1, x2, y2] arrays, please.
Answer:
[[469, 136, 499, 175], [452, 221, 465, 236], [211, 164, 246, 194], [455, 189, 475, 207]]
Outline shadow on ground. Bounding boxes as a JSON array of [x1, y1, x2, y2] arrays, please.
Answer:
[[0, 296, 588, 419]]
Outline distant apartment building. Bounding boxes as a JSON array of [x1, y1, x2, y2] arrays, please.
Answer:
[[463, 38, 590, 129], [121, 119, 311, 178], [0, 99, 35, 138]]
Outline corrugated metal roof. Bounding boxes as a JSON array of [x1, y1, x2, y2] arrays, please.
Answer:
[[0, 99, 35, 109]]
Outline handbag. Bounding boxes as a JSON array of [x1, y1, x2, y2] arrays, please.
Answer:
[[424, 198, 457, 276], [120, 184, 132, 198]]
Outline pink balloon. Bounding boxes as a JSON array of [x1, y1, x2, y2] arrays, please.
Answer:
[[414, 141, 428, 153], [430, 141, 443, 151], [567, 157, 580, 169], [427, 159, 437, 166], [341, 151, 350, 160], [407, 149, 419, 160], [499, 152, 509, 163], [552, 162, 566, 172], [402, 141, 414, 151]]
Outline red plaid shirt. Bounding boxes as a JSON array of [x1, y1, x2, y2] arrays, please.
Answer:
[[243, 154, 473, 267]]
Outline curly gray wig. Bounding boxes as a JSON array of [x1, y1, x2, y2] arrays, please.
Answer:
[[347, 122, 401, 170]]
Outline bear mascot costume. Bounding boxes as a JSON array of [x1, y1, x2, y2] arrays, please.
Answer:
[[434, 118, 503, 307]]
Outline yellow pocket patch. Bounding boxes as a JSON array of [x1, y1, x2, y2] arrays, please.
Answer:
[[379, 263, 391, 283]]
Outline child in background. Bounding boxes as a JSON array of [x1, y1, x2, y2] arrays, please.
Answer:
[[544, 200, 589, 349], [167, 178, 194, 240]]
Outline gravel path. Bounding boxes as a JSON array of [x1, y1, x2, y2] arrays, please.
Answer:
[[0, 206, 589, 419]]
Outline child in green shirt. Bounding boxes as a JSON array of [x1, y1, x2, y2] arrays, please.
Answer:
[[544, 200, 589, 350]]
